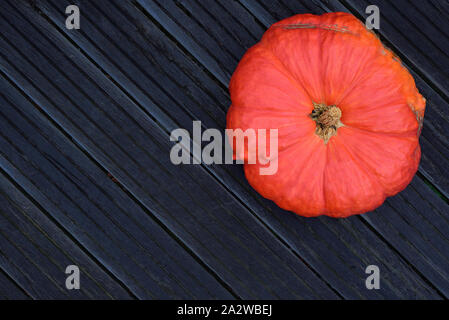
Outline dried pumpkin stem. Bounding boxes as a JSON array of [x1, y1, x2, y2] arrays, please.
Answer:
[[310, 102, 344, 144]]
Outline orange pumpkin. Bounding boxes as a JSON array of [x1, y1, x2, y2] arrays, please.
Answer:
[[227, 12, 425, 218]]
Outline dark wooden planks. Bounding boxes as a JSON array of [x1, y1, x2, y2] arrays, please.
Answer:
[[136, 0, 232, 84], [176, 0, 259, 57], [0, 171, 133, 299], [2, 0, 447, 299], [27, 0, 447, 298], [0, 75, 235, 299], [0, 266, 29, 299], [365, 177, 449, 295], [0, 0, 339, 299]]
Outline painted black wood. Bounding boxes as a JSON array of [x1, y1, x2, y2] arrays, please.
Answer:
[[0, 0, 447, 299], [0, 74, 235, 299], [0, 0, 339, 299], [0, 171, 133, 299], [0, 265, 29, 299], [344, 0, 449, 100], [21, 0, 446, 298]]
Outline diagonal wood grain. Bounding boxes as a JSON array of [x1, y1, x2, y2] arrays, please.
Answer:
[[0, 0, 447, 299], [0, 0, 339, 299], [0, 77, 233, 299], [0, 171, 134, 299], [24, 0, 446, 298], [0, 264, 30, 299]]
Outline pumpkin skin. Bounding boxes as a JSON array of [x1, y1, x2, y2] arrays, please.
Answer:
[[226, 12, 425, 218]]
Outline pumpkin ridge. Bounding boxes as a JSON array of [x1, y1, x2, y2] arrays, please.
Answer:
[[336, 127, 419, 195], [340, 123, 420, 138], [283, 137, 327, 214], [337, 136, 387, 198], [330, 44, 382, 106], [334, 60, 379, 105], [260, 40, 315, 101], [324, 135, 387, 216], [322, 144, 328, 215]]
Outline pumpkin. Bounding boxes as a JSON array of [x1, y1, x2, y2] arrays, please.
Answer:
[[226, 12, 425, 218]]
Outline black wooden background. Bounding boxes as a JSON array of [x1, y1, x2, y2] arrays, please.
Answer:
[[0, 0, 448, 299]]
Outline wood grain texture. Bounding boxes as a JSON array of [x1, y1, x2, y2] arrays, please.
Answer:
[[0, 266, 29, 300], [0, 74, 235, 299], [0, 0, 447, 299], [0, 172, 133, 299], [0, 0, 338, 299], [25, 0, 446, 298]]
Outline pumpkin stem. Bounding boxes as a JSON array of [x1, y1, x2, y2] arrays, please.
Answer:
[[310, 102, 344, 144]]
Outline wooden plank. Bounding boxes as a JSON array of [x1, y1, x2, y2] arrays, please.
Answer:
[[26, 0, 445, 298], [177, 0, 259, 55], [242, 0, 449, 297], [430, 0, 449, 21], [0, 80, 233, 299], [0, 267, 29, 299], [0, 0, 338, 299], [0, 172, 134, 299], [238, 0, 277, 27], [136, 0, 231, 84]]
